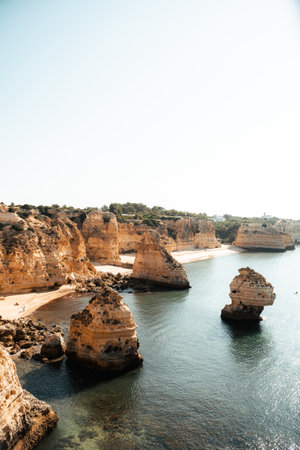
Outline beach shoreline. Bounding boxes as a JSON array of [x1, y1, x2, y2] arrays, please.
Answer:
[[0, 285, 76, 320], [0, 245, 243, 320]]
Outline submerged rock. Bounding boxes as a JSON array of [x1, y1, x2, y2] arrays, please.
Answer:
[[66, 287, 143, 373], [131, 231, 190, 290], [0, 345, 58, 449], [221, 267, 276, 321]]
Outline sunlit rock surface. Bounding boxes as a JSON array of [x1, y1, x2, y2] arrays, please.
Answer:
[[131, 230, 190, 289], [66, 287, 142, 373], [221, 267, 276, 321], [234, 223, 294, 251], [0, 345, 58, 449]]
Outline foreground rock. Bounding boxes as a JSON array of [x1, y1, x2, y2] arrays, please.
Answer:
[[221, 267, 276, 321], [66, 287, 143, 373], [0, 345, 58, 449], [234, 223, 295, 251], [131, 231, 191, 289], [0, 317, 63, 362]]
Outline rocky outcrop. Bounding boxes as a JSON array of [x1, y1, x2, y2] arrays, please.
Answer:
[[0, 345, 58, 449], [221, 267, 276, 321], [118, 218, 220, 254], [66, 287, 142, 373], [274, 220, 300, 244], [131, 231, 190, 289], [0, 212, 95, 295], [41, 334, 66, 360], [79, 211, 120, 264], [233, 223, 295, 251]]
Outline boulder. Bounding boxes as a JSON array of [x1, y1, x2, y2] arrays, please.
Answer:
[[41, 334, 66, 360], [66, 287, 142, 373]]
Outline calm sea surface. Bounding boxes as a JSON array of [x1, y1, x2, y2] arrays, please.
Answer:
[[16, 249, 300, 449]]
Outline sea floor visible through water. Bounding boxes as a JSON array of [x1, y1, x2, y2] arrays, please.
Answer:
[[16, 248, 300, 449]]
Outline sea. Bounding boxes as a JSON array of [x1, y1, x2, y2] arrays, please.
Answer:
[[16, 248, 300, 449]]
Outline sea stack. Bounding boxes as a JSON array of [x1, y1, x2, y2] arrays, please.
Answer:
[[66, 287, 143, 373], [233, 223, 295, 251], [221, 267, 276, 321], [0, 345, 58, 449], [131, 230, 191, 289]]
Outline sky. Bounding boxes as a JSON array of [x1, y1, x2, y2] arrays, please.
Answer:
[[1, 0, 300, 218]]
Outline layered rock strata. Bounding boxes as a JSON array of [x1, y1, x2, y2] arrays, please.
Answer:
[[233, 223, 294, 251], [79, 211, 120, 264], [0, 212, 95, 294], [274, 220, 300, 244], [66, 287, 142, 373], [221, 267, 276, 321], [118, 218, 220, 254], [0, 345, 58, 449], [131, 231, 190, 289]]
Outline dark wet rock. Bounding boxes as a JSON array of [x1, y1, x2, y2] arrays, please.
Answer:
[[41, 334, 66, 360]]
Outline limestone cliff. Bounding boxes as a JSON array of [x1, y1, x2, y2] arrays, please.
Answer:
[[118, 218, 220, 254], [161, 218, 220, 252], [0, 345, 58, 449], [131, 230, 191, 289], [66, 287, 142, 373], [274, 220, 300, 244], [221, 267, 276, 321], [0, 211, 95, 295], [79, 211, 120, 264], [233, 223, 294, 251]]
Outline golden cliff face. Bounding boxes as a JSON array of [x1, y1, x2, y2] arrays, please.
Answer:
[[118, 218, 220, 254], [132, 230, 191, 289], [274, 220, 300, 244], [234, 223, 295, 251], [0, 213, 95, 295], [66, 287, 142, 373], [0, 345, 58, 449], [221, 267, 276, 321], [80, 211, 120, 264]]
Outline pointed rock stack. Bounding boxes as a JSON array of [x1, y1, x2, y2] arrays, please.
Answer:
[[0, 345, 58, 449], [66, 287, 142, 373], [131, 230, 191, 289], [221, 267, 276, 321]]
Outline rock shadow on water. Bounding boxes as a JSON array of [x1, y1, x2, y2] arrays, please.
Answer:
[[20, 358, 143, 403], [221, 320, 274, 366]]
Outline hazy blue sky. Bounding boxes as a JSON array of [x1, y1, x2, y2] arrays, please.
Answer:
[[1, 0, 300, 218]]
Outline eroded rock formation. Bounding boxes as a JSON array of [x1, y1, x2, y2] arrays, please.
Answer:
[[131, 231, 190, 289], [0, 345, 58, 449], [233, 223, 295, 251], [78, 211, 120, 264], [274, 220, 300, 244], [118, 218, 220, 254], [0, 212, 95, 295], [221, 267, 276, 321], [66, 287, 142, 373]]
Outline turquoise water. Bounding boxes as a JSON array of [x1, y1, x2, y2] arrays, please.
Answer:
[[17, 249, 300, 449]]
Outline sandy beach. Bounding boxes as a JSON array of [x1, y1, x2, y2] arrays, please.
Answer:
[[0, 245, 243, 320], [0, 285, 76, 320], [95, 245, 244, 274]]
